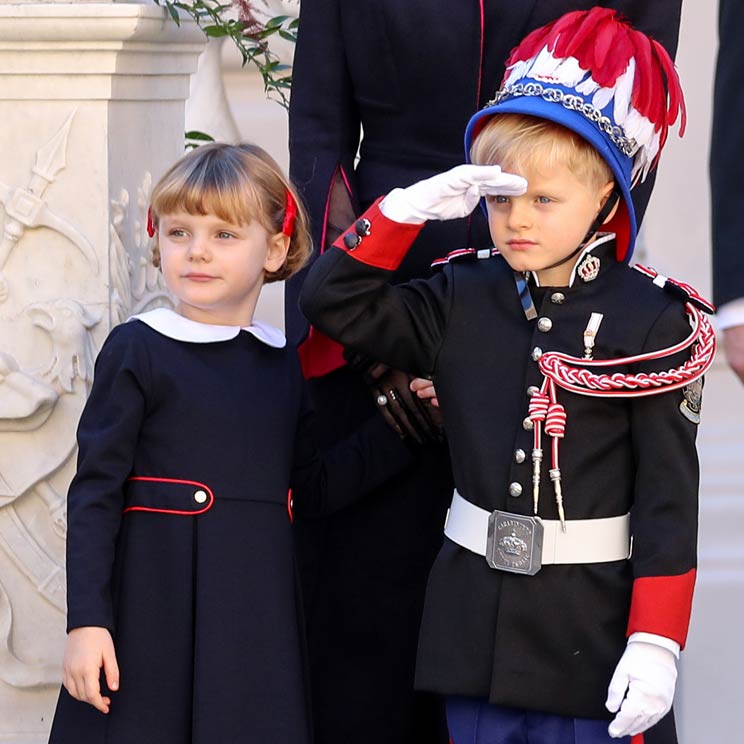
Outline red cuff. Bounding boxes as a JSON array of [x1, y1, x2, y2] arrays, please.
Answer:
[[627, 569, 696, 649], [298, 328, 347, 380], [333, 197, 424, 271]]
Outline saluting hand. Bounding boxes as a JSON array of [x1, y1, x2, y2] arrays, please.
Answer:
[[380, 164, 527, 224], [62, 626, 120, 714]]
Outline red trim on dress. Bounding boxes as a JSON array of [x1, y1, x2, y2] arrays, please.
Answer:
[[123, 476, 215, 515], [627, 569, 696, 649]]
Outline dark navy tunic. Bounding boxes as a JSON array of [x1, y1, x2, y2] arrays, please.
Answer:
[[48, 309, 412, 744]]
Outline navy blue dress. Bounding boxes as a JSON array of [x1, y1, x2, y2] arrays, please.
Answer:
[[48, 309, 412, 744]]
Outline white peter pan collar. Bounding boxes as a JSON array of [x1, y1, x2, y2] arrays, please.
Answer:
[[129, 307, 286, 348]]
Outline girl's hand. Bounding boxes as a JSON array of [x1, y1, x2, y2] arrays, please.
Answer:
[[62, 626, 119, 714], [410, 377, 439, 408]]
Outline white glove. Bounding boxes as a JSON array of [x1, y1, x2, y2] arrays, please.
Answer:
[[379, 164, 527, 224], [606, 640, 678, 738]]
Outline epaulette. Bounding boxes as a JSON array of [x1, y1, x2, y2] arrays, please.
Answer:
[[430, 247, 500, 271], [633, 264, 716, 314]]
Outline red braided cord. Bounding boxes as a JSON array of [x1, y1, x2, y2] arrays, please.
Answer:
[[538, 304, 715, 399], [545, 403, 567, 438], [529, 393, 550, 421]]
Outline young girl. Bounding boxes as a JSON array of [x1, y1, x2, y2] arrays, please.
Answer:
[[48, 143, 414, 744]]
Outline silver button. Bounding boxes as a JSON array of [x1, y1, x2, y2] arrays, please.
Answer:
[[531, 346, 543, 361], [537, 317, 553, 333], [509, 482, 523, 498], [522, 417, 534, 431], [193, 489, 208, 504], [515, 448, 526, 464], [527, 385, 540, 397], [551, 292, 566, 304]]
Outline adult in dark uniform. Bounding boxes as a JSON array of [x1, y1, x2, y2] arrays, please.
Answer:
[[711, 0, 744, 383], [287, 3, 683, 743]]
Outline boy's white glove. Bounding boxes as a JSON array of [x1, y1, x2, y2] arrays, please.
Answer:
[[606, 640, 678, 738], [379, 164, 527, 224]]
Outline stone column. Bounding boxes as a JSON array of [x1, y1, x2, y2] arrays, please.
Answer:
[[0, 3, 204, 741]]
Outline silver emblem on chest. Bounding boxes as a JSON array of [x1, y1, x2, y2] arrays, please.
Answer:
[[486, 511, 544, 575], [577, 254, 601, 282], [679, 377, 703, 424]]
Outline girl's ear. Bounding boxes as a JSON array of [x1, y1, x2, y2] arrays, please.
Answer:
[[265, 232, 291, 273]]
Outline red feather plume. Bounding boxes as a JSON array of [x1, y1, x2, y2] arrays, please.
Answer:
[[503, 6, 686, 150]]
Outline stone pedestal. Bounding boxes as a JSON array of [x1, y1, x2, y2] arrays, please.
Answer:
[[0, 4, 204, 741]]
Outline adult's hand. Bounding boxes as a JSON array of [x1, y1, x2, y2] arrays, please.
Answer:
[[369, 366, 444, 444], [723, 325, 744, 384], [380, 164, 526, 224]]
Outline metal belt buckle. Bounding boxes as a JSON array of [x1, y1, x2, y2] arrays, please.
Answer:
[[486, 510, 544, 575]]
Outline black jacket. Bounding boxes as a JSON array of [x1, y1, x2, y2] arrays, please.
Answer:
[[300, 203, 699, 742]]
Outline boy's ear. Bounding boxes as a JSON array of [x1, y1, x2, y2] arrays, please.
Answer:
[[600, 182, 620, 225], [265, 231, 291, 273]]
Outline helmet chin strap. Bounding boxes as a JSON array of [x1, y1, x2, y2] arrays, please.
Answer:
[[539, 188, 621, 273]]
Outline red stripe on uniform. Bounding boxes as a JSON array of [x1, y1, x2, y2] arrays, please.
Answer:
[[333, 198, 424, 271], [631, 734, 644, 744], [627, 569, 697, 648]]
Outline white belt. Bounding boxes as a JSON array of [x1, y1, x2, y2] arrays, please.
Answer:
[[444, 490, 631, 574]]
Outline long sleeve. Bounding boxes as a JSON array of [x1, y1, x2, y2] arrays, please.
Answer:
[[65, 324, 149, 632], [289, 385, 414, 518], [299, 201, 453, 377], [286, 0, 362, 351], [627, 301, 700, 648]]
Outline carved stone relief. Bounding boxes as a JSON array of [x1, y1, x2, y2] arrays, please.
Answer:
[[109, 172, 173, 326]]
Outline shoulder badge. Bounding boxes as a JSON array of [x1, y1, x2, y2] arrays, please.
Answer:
[[431, 247, 498, 271], [633, 264, 716, 314], [679, 377, 703, 424]]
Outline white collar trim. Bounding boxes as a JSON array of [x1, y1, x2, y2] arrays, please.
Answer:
[[129, 307, 286, 348], [531, 232, 616, 288]]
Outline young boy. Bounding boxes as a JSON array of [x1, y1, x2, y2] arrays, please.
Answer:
[[299, 8, 715, 744]]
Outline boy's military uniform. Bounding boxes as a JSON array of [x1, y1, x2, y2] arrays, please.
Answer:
[[300, 206, 704, 740], [299, 10, 715, 741]]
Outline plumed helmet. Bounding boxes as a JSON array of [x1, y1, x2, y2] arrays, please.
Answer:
[[464, 7, 686, 262]]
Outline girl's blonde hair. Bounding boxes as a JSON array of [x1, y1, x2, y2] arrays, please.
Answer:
[[470, 114, 613, 190], [150, 142, 311, 283]]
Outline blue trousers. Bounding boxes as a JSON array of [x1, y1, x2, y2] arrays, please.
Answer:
[[446, 697, 631, 744]]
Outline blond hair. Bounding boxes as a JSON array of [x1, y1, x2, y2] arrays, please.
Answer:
[[149, 142, 311, 283], [470, 114, 613, 190]]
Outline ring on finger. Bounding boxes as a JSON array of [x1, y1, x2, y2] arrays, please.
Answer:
[[376, 394, 388, 406]]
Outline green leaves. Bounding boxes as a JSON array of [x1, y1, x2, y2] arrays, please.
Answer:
[[153, 0, 296, 109], [185, 130, 216, 150]]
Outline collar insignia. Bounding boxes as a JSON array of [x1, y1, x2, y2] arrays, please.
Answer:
[[577, 254, 601, 283]]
